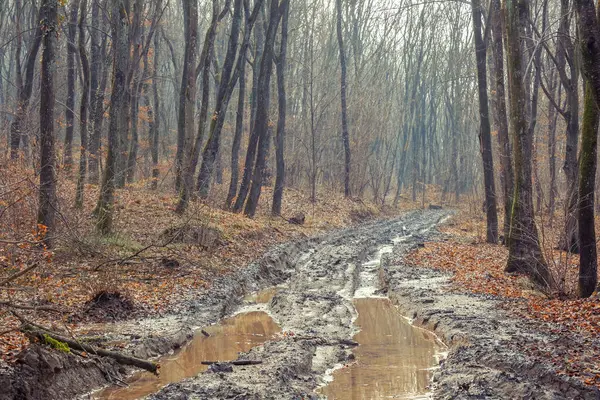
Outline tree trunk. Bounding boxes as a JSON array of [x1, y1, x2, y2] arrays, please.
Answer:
[[196, 0, 248, 200], [233, 9, 265, 213], [471, 0, 498, 244], [176, 0, 222, 213], [272, 1, 289, 216], [37, 0, 58, 247], [578, 83, 599, 298], [336, 0, 351, 198], [64, 0, 78, 174], [504, 0, 553, 289], [244, 0, 287, 218], [490, 0, 513, 243], [150, 27, 161, 190], [557, 0, 580, 253], [95, 0, 130, 234], [174, 0, 198, 192], [547, 69, 558, 225], [573, 0, 600, 297], [75, 0, 90, 208], [10, 0, 42, 160], [89, 5, 109, 185]]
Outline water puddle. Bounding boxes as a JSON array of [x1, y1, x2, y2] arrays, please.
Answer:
[[94, 311, 280, 400], [320, 297, 445, 399]]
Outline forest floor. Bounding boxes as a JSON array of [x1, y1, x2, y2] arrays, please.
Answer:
[[2, 160, 599, 399], [0, 159, 436, 368], [406, 211, 600, 390]]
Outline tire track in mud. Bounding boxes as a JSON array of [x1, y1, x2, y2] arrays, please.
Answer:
[[147, 210, 449, 399]]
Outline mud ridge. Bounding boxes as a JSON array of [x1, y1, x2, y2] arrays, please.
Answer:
[[382, 239, 600, 400]]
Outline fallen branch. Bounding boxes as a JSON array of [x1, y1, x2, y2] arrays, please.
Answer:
[[0, 263, 39, 287], [201, 360, 262, 366], [21, 324, 158, 374], [292, 335, 359, 347], [0, 301, 66, 313]]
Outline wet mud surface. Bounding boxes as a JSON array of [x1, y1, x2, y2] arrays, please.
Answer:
[[320, 297, 444, 400], [4, 210, 600, 399]]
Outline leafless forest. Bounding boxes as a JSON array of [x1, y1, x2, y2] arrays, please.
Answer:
[[2, 0, 600, 398]]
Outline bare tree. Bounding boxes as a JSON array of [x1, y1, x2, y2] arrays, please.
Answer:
[[37, 0, 58, 245], [504, 0, 553, 288]]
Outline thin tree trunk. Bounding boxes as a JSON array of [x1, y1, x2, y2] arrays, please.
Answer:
[[578, 83, 599, 297], [174, 0, 198, 192], [471, 0, 498, 243], [557, 0, 580, 253], [89, 4, 109, 184], [547, 69, 558, 225], [176, 0, 222, 213], [573, 0, 600, 297], [491, 0, 513, 243], [10, 0, 42, 160], [95, 0, 130, 234], [504, 0, 553, 289], [64, 0, 78, 174], [272, 1, 289, 216], [75, 0, 90, 208], [336, 0, 351, 198], [37, 0, 58, 246], [233, 9, 265, 213], [244, 0, 287, 217], [150, 27, 160, 190], [197, 0, 247, 200]]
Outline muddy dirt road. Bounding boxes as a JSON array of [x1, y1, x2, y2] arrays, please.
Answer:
[[92, 210, 448, 399], [5, 210, 600, 399], [94, 209, 599, 400]]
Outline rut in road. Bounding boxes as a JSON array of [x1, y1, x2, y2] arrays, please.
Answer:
[[144, 210, 449, 400]]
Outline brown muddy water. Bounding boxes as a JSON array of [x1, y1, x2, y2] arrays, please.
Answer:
[[321, 297, 445, 400], [94, 310, 280, 400]]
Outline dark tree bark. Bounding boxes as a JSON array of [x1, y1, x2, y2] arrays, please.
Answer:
[[64, 0, 79, 174], [557, 0, 580, 253], [233, 8, 265, 213], [244, 0, 287, 218], [176, 0, 224, 213], [95, 0, 130, 234], [272, 0, 289, 216], [174, 0, 198, 192], [10, 0, 42, 160], [336, 0, 351, 198], [577, 83, 599, 298], [75, 0, 90, 208], [88, 0, 109, 184], [504, 0, 553, 289], [37, 0, 58, 246], [490, 0, 513, 243], [471, 0, 498, 244], [197, 0, 247, 200], [126, 40, 149, 184], [150, 28, 161, 190], [573, 0, 600, 297], [225, 1, 254, 210], [546, 68, 558, 224]]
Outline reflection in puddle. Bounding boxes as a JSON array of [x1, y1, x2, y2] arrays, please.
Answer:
[[321, 298, 444, 400], [95, 311, 280, 400]]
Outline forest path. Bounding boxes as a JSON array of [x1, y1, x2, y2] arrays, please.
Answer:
[[97, 210, 598, 400]]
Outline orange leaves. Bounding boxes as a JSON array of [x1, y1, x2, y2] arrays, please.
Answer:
[[408, 213, 600, 390]]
